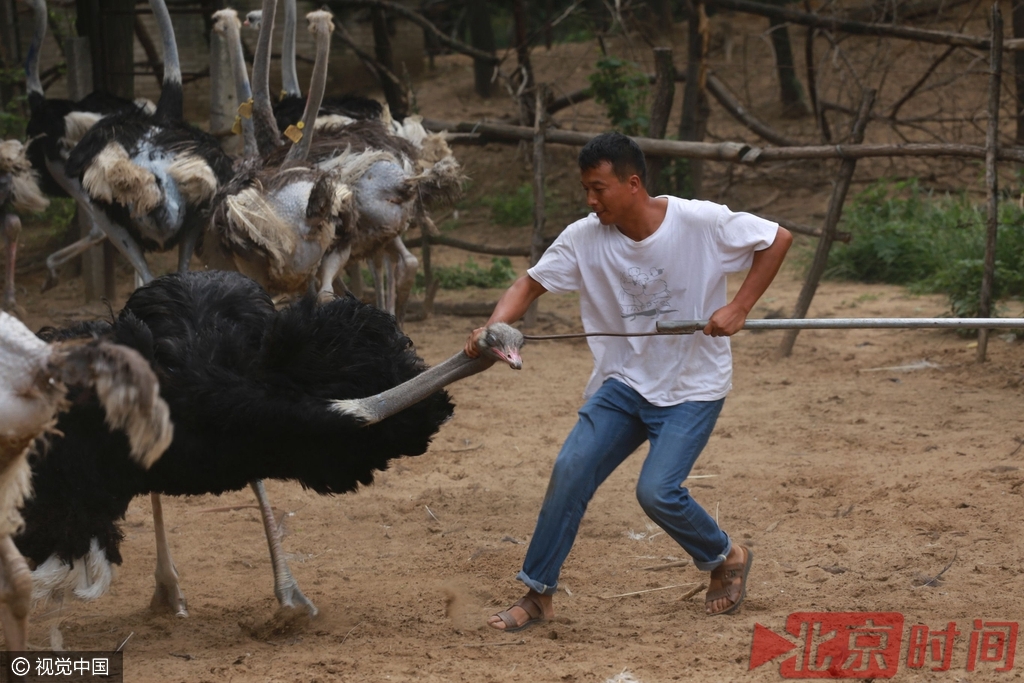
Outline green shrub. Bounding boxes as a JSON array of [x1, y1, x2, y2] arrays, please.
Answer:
[[827, 179, 1024, 318], [589, 56, 650, 136], [482, 184, 534, 227], [416, 257, 516, 291]]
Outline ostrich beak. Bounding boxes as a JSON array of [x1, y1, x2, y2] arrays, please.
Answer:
[[494, 347, 523, 370]]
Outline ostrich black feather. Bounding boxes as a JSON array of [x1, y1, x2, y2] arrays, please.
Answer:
[[17, 270, 454, 567]]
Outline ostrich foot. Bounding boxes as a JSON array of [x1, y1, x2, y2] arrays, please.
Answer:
[[150, 568, 188, 617], [1, 298, 26, 321], [41, 268, 60, 293], [274, 576, 318, 618]]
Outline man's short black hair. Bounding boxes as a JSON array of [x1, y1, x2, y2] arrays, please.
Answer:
[[578, 132, 647, 185]]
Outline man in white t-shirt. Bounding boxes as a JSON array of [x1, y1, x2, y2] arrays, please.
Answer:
[[465, 132, 792, 631]]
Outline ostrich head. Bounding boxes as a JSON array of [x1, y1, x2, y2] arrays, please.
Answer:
[[243, 10, 262, 28], [475, 322, 523, 370], [329, 323, 525, 426], [212, 8, 241, 35]]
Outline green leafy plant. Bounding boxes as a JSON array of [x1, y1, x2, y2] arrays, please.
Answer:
[[588, 56, 650, 136], [416, 257, 516, 291], [826, 179, 1024, 321], [482, 183, 534, 227]]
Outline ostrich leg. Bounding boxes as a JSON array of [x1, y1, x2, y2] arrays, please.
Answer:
[[384, 252, 397, 315], [44, 158, 155, 283], [149, 492, 188, 616], [176, 216, 203, 274], [2, 213, 22, 318], [344, 259, 364, 300], [387, 236, 417, 325], [250, 480, 317, 616], [317, 245, 350, 300], [0, 537, 32, 651], [42, 226, 107, 292], [370, 251, 386, 310]]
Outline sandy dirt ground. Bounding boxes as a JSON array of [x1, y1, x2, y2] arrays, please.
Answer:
[[10, 259, 1024, 683], [5, 8, 1024, 681]]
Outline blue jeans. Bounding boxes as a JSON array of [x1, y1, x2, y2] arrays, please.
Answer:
[[517, 379, 730, 596]]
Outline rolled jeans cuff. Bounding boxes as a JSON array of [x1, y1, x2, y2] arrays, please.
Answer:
[[693, 537, 732, 572], [516, 570, 558, 596]]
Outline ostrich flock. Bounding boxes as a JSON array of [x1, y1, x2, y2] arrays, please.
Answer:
[[0, 0, 525, 651]]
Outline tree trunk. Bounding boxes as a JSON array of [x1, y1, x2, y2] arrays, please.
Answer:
[[776, 90, 875, 359], [768, 17, 810, 117], [0, 0, 20, 114], [647, 47, 676, 195], [511, 0, 535, 125], [371, 8, 409, 119], [676, 0, 710, 198], [467, 1, 496, 98], [977, 5, 1003, 362], [1014, 0, 1024, 145]]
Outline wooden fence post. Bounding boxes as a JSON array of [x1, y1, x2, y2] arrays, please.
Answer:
[[646, 47, 676, 195], [524, 84, 548, 328], [371, 8, 409, 119], [677, 0, 710, 197], [777, 89, 876, 359], [978, 3, 1003, 362], [65, 35, 111, 302]]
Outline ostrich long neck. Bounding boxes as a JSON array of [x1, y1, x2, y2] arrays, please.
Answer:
[[25, 0, 46, 98], [149, 0, 183, 120], [252, 0, 282, 154], [329, 352, 496, 426], [283, 13, 332, 164], [223, 16, 258, 157], [281, 0, 301, 98]]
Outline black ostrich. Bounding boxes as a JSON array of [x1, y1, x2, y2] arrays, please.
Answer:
[[21, 0, 150, 290], [64, 0, 233, 283], [16, 270, 522, 617]]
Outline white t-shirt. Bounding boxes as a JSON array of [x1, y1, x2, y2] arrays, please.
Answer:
[[528, 196, 778, 406]]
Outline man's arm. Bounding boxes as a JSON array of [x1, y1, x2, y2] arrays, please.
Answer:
[[464, 275, 548, 357], [705, 226, 793, 337]]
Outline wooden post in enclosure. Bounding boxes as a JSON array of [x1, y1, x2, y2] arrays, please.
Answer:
[[524, 84, 548, 328], [646, 48, 676, 196], [978, 4, 1003, 363], [677, 0, 710, 197], [0, 0, 20, 112], [768, 16, 809, 117], [777, 90, 876, 359], [65, 35, 111, 303], [1015, 0, 1024, 144], [371, 8, 409, 120], [511, 0, 536, 126], [467, 1, 496, 98]]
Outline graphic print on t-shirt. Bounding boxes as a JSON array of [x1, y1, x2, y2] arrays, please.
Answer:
[[617, 266, 679, 319]]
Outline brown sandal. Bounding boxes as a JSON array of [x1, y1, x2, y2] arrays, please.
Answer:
[[490, 594, 545, 632], [705, 546, 753, 616]]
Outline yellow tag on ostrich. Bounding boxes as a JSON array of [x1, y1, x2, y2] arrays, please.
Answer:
[[237, 98, 253, 119], [280, 89, 288, 101], [231, 116, 242, 135], [283, 120, 305, 143]]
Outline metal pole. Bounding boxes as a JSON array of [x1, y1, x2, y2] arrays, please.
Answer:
[[521, 318, 1024, 341], [660, 318, 1024, 334]]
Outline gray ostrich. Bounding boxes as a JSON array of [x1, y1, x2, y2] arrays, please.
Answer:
[[0, 140, 49, 318], [0, 311, 171, 649], [203, 5, 353, 299]]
